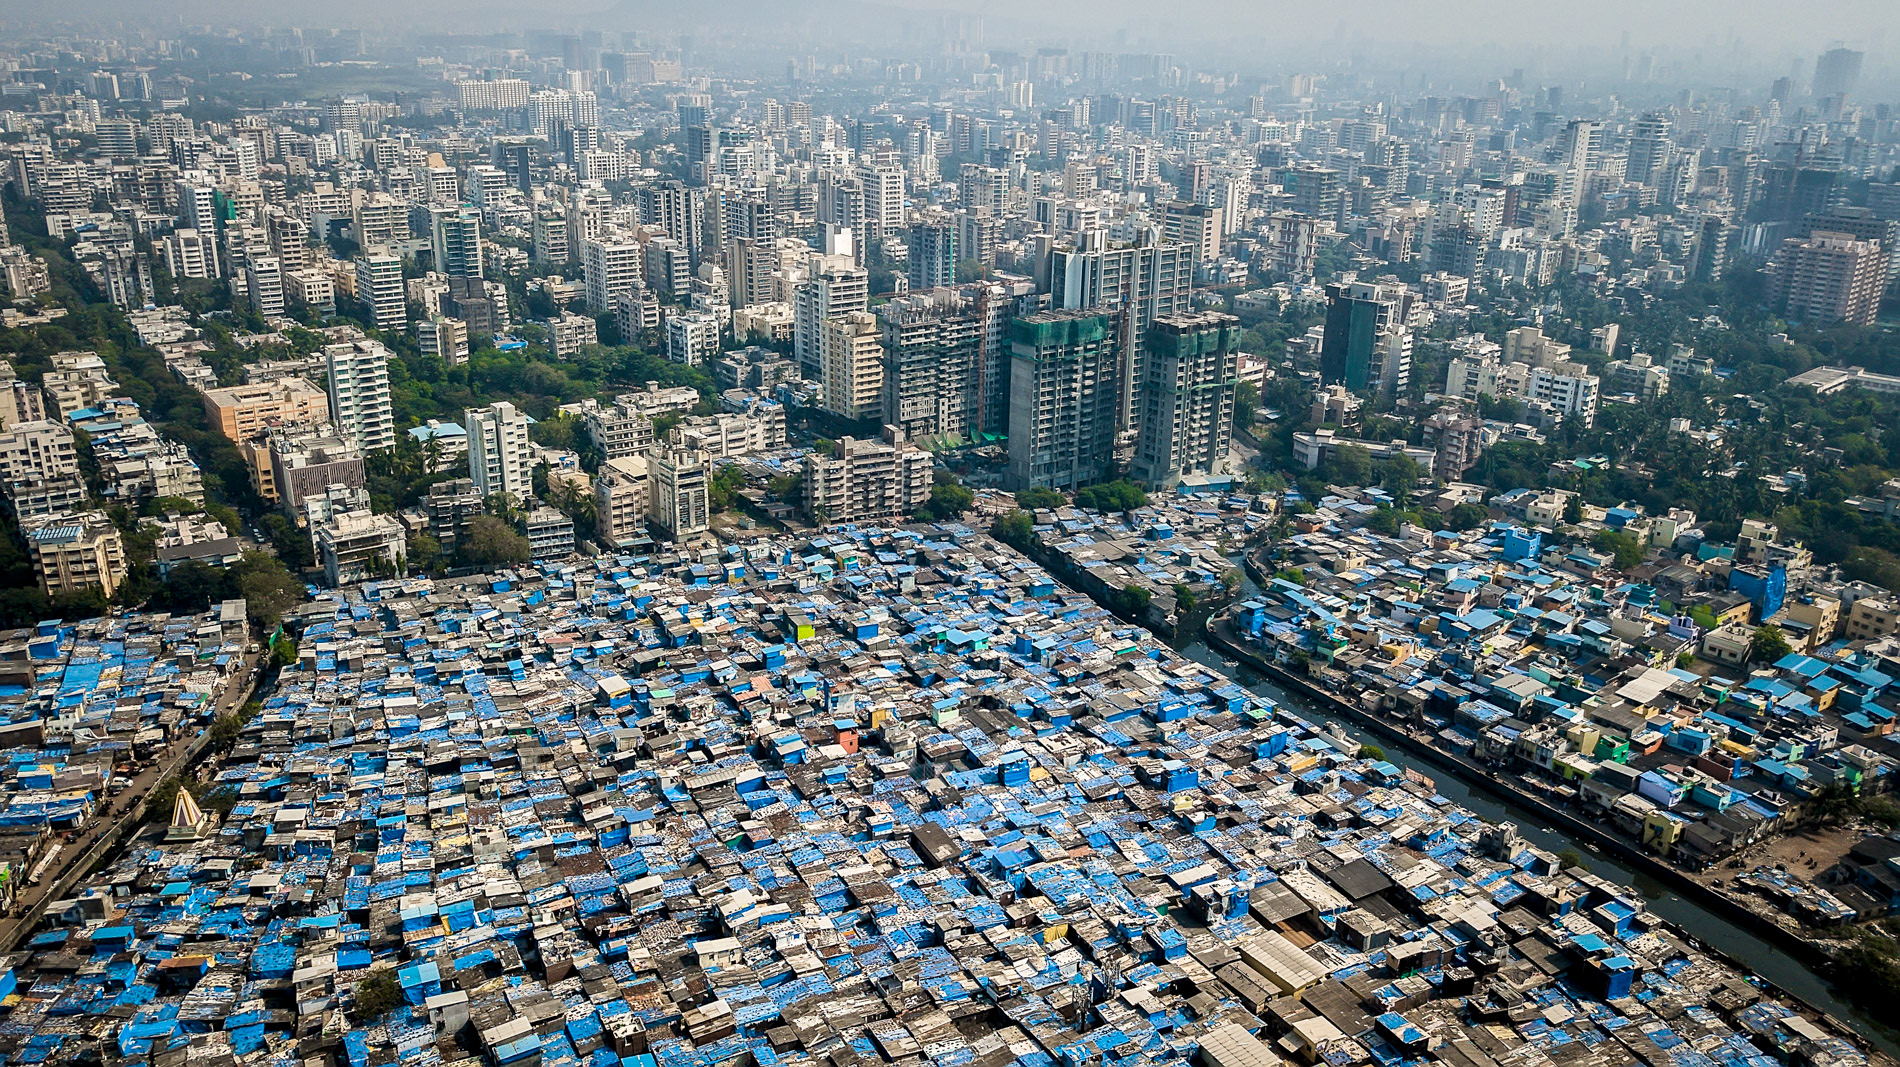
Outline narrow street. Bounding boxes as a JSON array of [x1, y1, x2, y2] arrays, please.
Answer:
[[0, 650, 265, 953]]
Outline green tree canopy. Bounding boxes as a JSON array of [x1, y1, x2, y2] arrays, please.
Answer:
[[1748, 624, 1793, 664], [1075, 480, 1148, 513], [459, 515, 531, 568]]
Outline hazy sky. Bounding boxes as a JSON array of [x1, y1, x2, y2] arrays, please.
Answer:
[[12, 0, 1894, 62]]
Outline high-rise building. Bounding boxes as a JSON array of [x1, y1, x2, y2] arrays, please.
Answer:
[[1623, 112, 1672, 187], [1319, 281, 1414, 397], [793, 257, 869, 375], [858, 161, 905, 242], [1813, 47, 1864, 98], [1132, 312, 1237, 490], [162, 229, 219, 280], [908, 218, 956, 290], [1045, 229, 1193, 431], [465, 401, 534, 504], [175, 180, 219, 234], [582, 234, 643, 312], [1525, 362, 1600, 428], [1158, 200, 1222, 263], [1794, 206, 1900, 291], [418, 317, 471, 366], [1006, 310, 1121, 491], [639, 180, 706, 265], [246, 254, 284, 317], [595, 455, 650, 547], [649, 448, 711, 541], [802, 426, 934, 523], [95, 120, 138, 160], [431, 207, 483, 278], [532, 215, 570, 265], [664, 309, 723, 366], [1767, 230, 1886, 327], [354, 247, 406, 329], [325, 340, 397, 455], [879, 288, 985, 443], [1691, 211, 1735, 283], [820, 311, 884, 420]]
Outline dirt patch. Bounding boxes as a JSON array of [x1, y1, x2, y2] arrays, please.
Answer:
[[1691, 823, 1865, 888]]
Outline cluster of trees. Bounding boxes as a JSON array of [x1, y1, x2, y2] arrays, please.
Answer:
[[1074, 480, 1148, 513]]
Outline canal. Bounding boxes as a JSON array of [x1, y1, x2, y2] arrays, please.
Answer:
[[1173, 563, 1900, 1058]]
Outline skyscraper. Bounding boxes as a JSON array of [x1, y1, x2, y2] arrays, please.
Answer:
[[820, 311, 883, 420], [1319, 281, 1414, 397], [354, 247, 406, 330], [325, 340, 396, 455], [1623, 112, 1672, 187], [907, 218, 956, 291], [581, 235, 643, 312], [1813, 47, 1864, 98], [1132, 312, 1238, 490], [879, 287, 985, 443], [793, 257, 869, 376], [1045, 228, 1194, 432], [649, 448, 711, 541], [465, 401, 534, 504], [1006, 310, 1121, 491], [430, 208, 483, 279]]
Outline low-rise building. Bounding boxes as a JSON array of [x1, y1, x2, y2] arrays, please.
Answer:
[[315, 508, 406, 586], [803, 425, 934, 524]]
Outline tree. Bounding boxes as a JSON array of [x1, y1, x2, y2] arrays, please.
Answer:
[[709, 465, 748, 513], [1174, 583, 1199, 614], [1445, 502, 1489, 531], [406, 533, 445, 574], [233, 552, 305, 628], [1220, 567, 1243, 592], [351, 968, 404, 1022], [529, 412, 582, 451], [994, 510, 1036, 548], [1015, 486, 1065, 511], [1748, 624, 1793, 664], [209, 712, 246, 750], [459, 515, 531, 568], [1326, 443, 1373, 487], [1115, 584, 1153, 619], [1367, 506, 1403, 536], [1233, 380, 1259, 430], [1590, 530, 1644, 571], [1075, 480, 1148, 513], [205, 502, 243, 537], [1563, 495, 1584, 524], [1357, 744, 1385, 762], [270, 635, 298, 667], [145, 776, 188, 824], [1556, 848, 1587, 871], [919, 482, 974, 520]]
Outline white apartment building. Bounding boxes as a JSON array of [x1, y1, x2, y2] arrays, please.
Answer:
[[820, 310, 883, 420], [325, 340, 396, 454], [465, 400, 534, 504]]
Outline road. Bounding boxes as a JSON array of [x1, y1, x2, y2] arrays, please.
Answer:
[[0, 649, 264, 953]]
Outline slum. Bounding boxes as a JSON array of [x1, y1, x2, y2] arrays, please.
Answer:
[[0, 599, 252, 907], [1021, 493, 1271, 629], [1225, 505, 1900, 880], [0, 525, 1878, 1067]]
